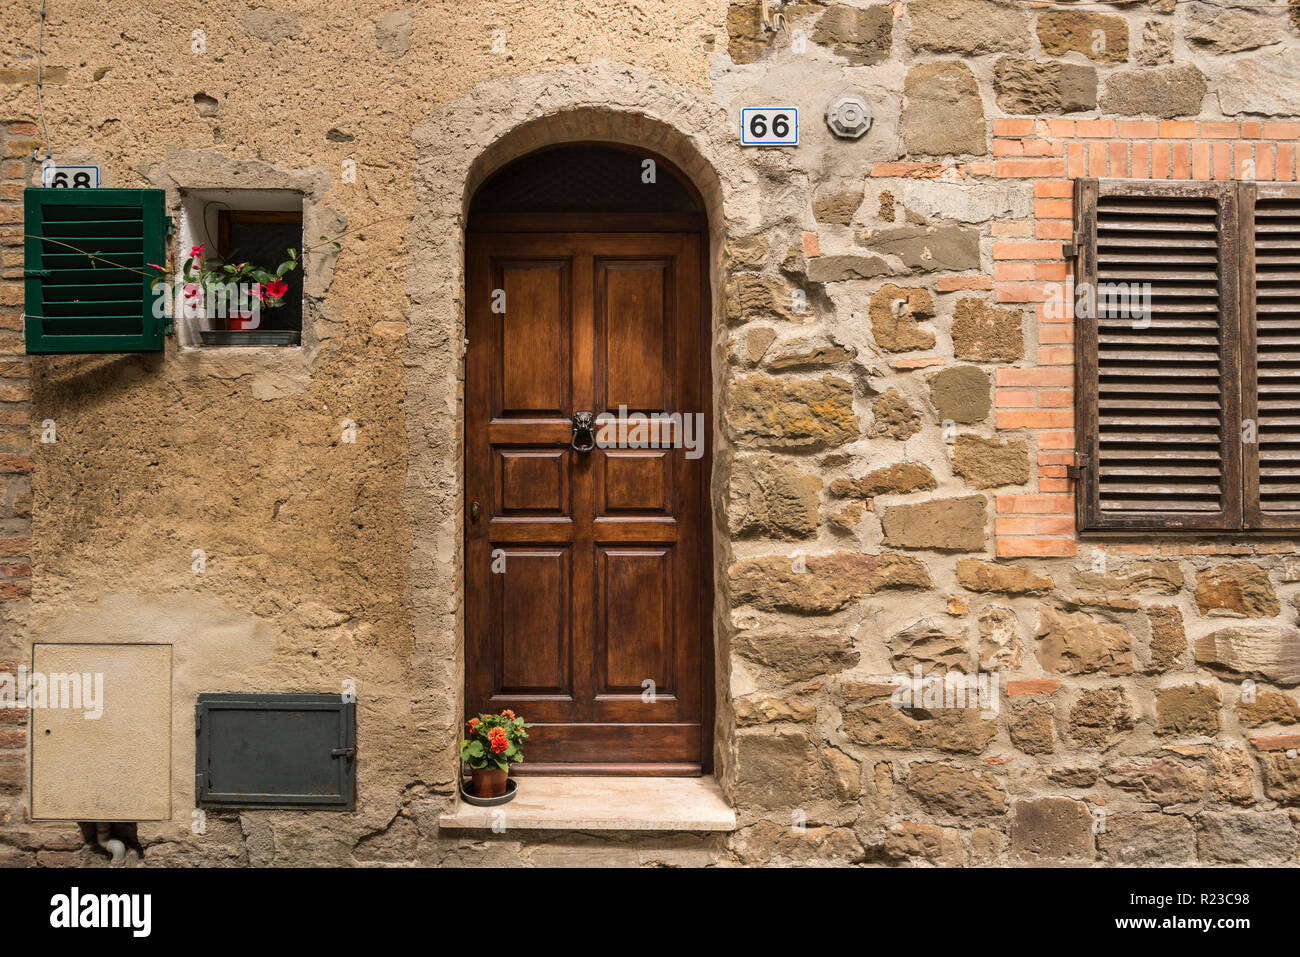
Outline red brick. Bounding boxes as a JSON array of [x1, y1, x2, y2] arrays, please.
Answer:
[[994, 138, 1025, 157], [1036, 220, 1072, 240], [996, 389, 1035, 408], [1171, 141, 1191, 179], [997, 409, 1073, 429], [1036, 388, 1074, 406], [1151, 141, 1171, 180], [1038, 431, 1076, 450], [1257, 144, 1275, 182], [1240, 121, 1262, 140], [1044, 119, 1075, 138], [1108, 141, 1130, 177], [1201, 121, 1239, 139], [1035, 262, 1068, 282], [994, 240, 1062, 260], [1132, 142, 1150, 179], [1038, 324, 1074, 345], [1263, 122, 1300, 140], [802, 230, 820, 258], [1234, 142, 1253, 180], [994, 158, 1064, 178], [870, 162, 965, 179], [1023, 139, 1064, 157], [1066, 142, 1086, 179], [1034, 180, 1073, 198], [1075, 120, 1115, 138], [1212, 141, 1231, 180], [1039, 478, 1070, 492], [1037, 301, 1074, 323], [995, 516, 1036, 535], [995, 118, 1036, 137], [1159, 121, 1197, 139], [936, 275, 993, 292], [1035, 199, 1072, 219], [997, 538, 1077, 557], [1192, 141, 1211, 179], [1278, 143, 1295, 182], [995, 262, 1034, 282], [0, 581, 30, 599], [995, 283, 1053, 303], [1037, 346, 1074, 365], [997, 367, 1072, 387], [1035, 516, 1076, 535], [1087, 142, 1107, 178], [1117, 121, 1159, 139]]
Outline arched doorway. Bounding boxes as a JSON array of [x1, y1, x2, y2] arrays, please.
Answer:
[[463, 144, 714, 774]]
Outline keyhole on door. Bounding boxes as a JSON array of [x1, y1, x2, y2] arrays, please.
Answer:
[[470, 501, 480, 522]]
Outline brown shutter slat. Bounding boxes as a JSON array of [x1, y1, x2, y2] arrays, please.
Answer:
[[1244, 182, 1300, 526], [1076, 179, 1241, 531]]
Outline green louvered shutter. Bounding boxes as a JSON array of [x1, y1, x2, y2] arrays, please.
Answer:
[[24, 188, 168, 353]]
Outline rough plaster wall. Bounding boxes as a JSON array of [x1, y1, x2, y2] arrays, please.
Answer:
[[0, 0, 1299, 867], [0, 0, 728, 867]]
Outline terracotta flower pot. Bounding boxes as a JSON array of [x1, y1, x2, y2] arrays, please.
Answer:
[[471, 766, 508, 798]]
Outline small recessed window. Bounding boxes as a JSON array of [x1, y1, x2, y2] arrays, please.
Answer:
[[177, 190, 305, 348]]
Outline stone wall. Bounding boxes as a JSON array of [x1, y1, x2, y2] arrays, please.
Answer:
[[0, 0, 1298, 866]]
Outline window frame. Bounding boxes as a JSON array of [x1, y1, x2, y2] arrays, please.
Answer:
[[1074, 178, 1300, 534]]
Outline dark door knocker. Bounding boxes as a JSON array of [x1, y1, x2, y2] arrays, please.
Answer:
[[571, 411, 596, 453]]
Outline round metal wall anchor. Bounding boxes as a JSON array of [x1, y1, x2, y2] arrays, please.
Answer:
[[825, 94, 873, 139]]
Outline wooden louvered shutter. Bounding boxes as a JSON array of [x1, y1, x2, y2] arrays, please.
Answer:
[[1074, 179, 1242, 531], [1242, 182, 1300, 529], [24, 188, 168, 353]]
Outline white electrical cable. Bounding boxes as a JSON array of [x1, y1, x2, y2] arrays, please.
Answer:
[[35, 0, 51, 160]]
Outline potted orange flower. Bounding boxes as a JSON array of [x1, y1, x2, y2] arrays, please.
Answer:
[[459, 710, 530, 800]]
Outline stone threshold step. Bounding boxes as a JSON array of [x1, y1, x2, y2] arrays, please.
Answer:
[[438, 775, 737, 832]]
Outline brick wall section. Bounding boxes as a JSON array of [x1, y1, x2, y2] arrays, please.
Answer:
[[983, 118, 1300, 560], [0, 119, 34, 829]]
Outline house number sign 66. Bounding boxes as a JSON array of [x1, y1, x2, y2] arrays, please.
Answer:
[[741, 108, 798, 147], [41, 164, 100, 188]]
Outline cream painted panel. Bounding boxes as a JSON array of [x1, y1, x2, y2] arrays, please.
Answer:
[[30, 644, 172, 822]]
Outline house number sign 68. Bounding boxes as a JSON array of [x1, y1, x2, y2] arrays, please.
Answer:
[[741, 108, 798, 147], [41, 164, 100, 188]]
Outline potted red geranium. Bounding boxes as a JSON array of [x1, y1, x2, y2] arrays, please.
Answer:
[[459, 710, 530, 800]]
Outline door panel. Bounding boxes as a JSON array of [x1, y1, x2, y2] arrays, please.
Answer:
[[496, 261, 570, 416], [598, 260, 671, 412], [495, 548, 572, 698], [495, 449, 568, 515], [466, 230, 707, 774], [597, 546, 674, 695]]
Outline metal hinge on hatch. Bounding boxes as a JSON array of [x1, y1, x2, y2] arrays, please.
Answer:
[[1065, 453, 1089, 480]]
